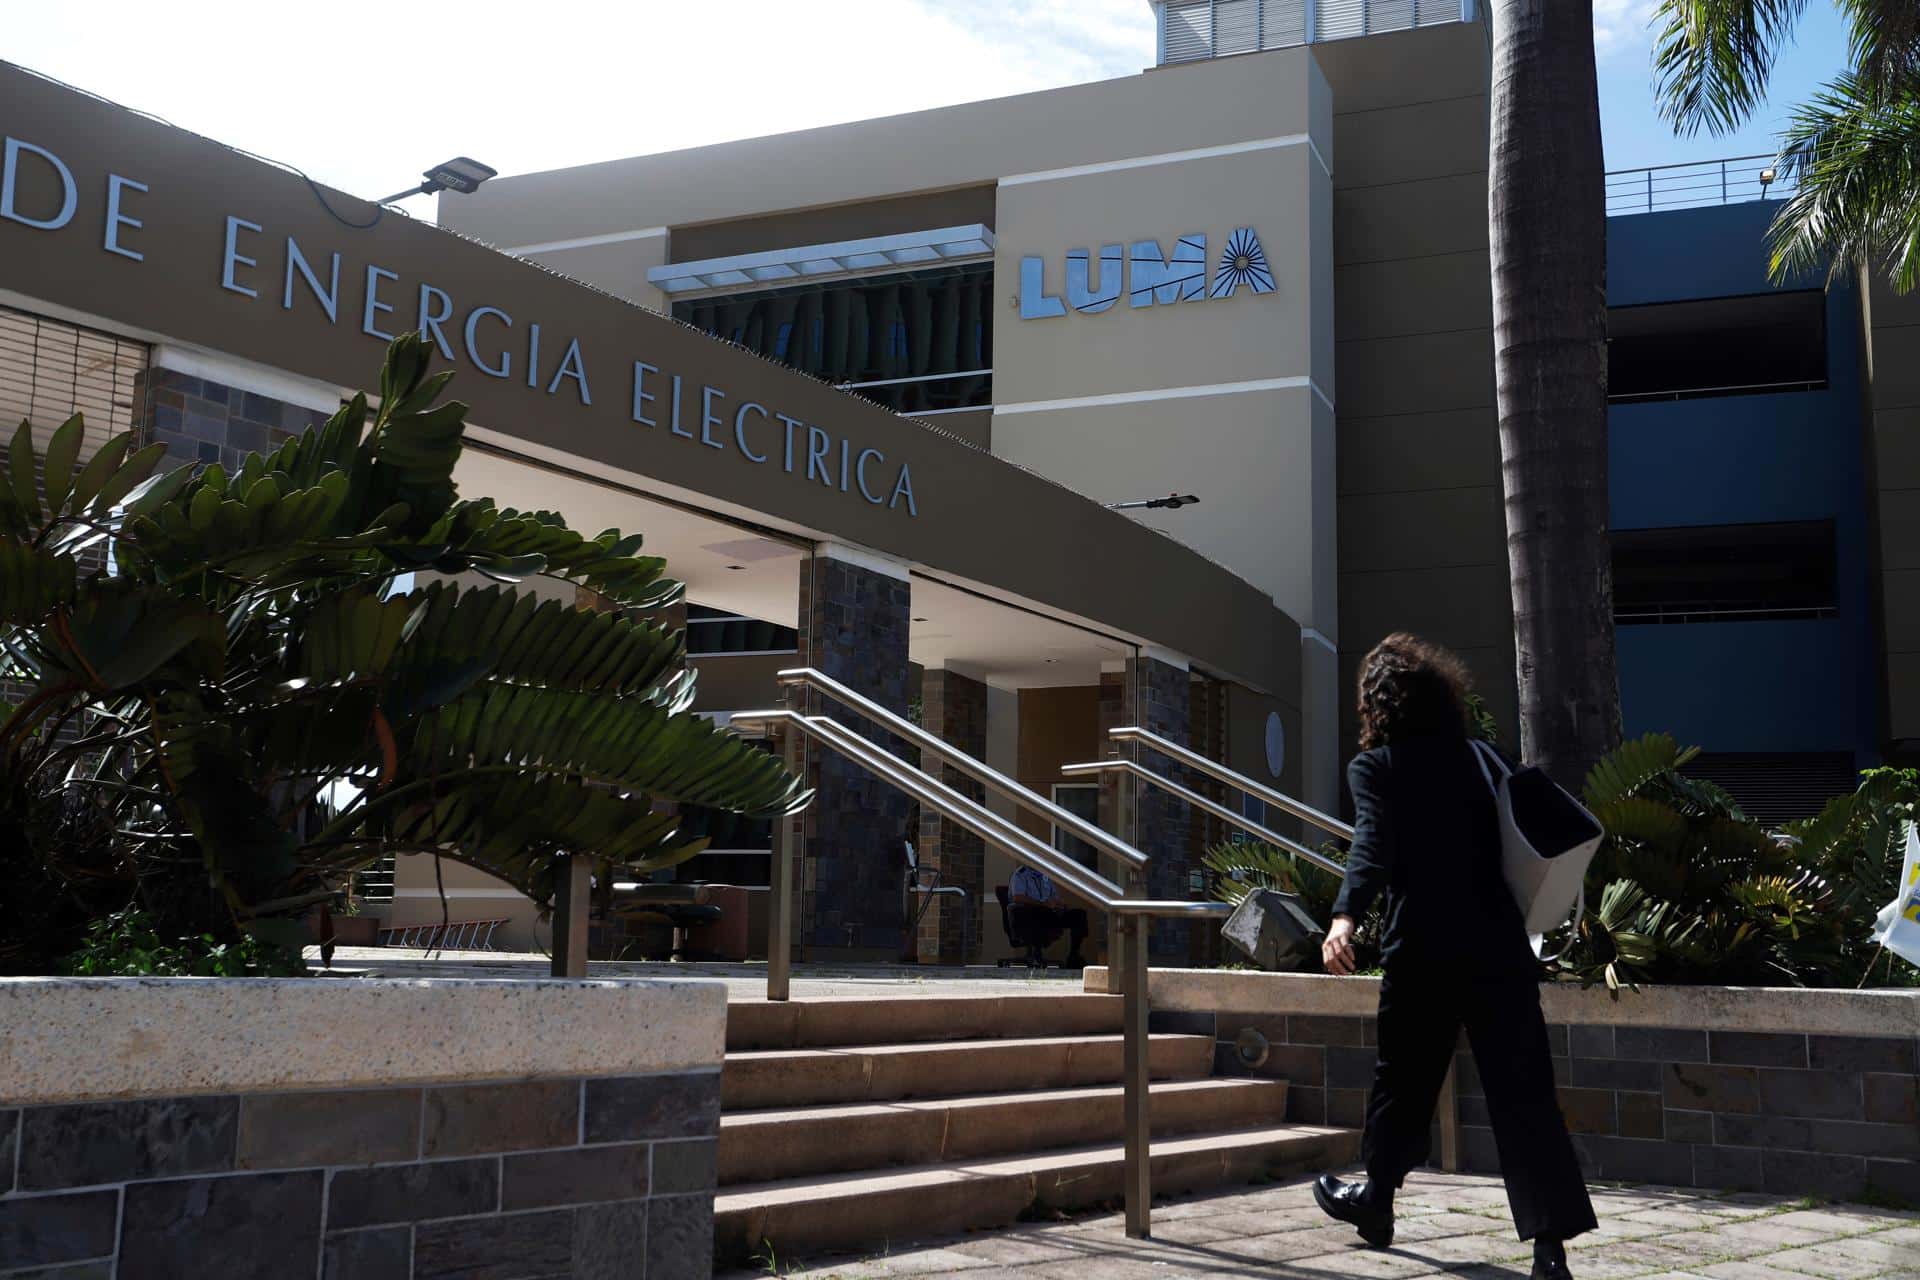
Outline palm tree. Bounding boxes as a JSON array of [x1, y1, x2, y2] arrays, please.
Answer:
[[1653, 1, 1920, 288], [1489, 0, 1623, 786]]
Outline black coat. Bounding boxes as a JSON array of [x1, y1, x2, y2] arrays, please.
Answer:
[[1330, 734, 1538, 978]]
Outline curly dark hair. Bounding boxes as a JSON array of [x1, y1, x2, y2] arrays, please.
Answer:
[[1356, 633, 1474, 750]]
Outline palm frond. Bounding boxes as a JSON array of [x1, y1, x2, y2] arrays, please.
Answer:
[[1768, 71, 1920, 292], [1652, 0, 1810, 136]]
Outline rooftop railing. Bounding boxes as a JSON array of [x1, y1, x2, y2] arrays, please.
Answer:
[[1606, 154, 1797, 217]]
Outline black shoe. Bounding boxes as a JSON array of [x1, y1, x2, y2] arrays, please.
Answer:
[[1312, 1174, 1393, 1248], [1531, 1259, 1573, 1279]]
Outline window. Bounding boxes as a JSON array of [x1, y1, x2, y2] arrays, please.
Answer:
[[1051, 783, 1103, 871], [685, 605, 798, 656], [1612, 521, 1838, 625], [1608, 291, 1827, 403], [673, 263, 992, 417]]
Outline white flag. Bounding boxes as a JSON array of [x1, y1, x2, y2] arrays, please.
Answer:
[[1873, 821, 1920, 968]]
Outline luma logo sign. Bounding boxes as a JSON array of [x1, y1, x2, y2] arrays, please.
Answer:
[[1018, 228, 1275, 320]]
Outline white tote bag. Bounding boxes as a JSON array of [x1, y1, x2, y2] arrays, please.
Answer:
[[1470, 740, 1606, 952]]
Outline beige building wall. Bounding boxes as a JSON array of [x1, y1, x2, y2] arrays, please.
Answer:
[[1312, 21, 1516, 755], [514, 230, 671, 314], [440, 20, 1503, 794], [987, 58, 1337, 802], [1865, 279, 1920, 749]]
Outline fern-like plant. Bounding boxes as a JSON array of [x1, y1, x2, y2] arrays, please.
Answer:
[[1558, 733, 1898, 990], [0, 335, 810, 973]]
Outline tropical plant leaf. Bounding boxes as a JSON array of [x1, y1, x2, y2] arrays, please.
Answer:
[[7, 421, 41, 526], [0, 540, 76, 626], [40, 415, 84, 514], [1584, 732, 1698, 808]]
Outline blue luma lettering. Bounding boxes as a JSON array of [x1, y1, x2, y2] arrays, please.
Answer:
[[1018, 228, 1275, 319]]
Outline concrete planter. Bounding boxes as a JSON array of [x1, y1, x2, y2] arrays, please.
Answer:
[[1087, 968, 1920, 1204], [0, 976, 726, 1279]]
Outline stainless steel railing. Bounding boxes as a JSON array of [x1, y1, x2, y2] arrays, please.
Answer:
[[1100, 725, 1354, 842], [775, 666, 1152, 873], [1604, 153, 1795, 217], [1061, 754, 1347, 875], [728, 693, 1229, 1240]]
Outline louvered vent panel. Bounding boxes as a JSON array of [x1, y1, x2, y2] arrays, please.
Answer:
[[1261, 0, 1309, 47], [1682, 753, 1862, 828], [0, 306, 147, 457], [1369, 0, 1418, 31], [1213, 0, 1260, 55], [1159, 0, 1462, 61], [1314, 0, 1369, 41], [1163, 0, 1214, 61]]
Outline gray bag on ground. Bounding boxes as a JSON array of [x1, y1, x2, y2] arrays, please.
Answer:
[[1222, 888, 1326, 971], [1470, 739, 1605, 952]]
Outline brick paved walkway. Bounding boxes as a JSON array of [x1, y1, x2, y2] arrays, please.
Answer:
[[738, 1169, 1920, 1279]]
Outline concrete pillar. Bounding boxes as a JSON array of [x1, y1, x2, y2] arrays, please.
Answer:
[[917, 666, 989, 964], [797, 544, 914, 955], [1300, 630, 1343, 814]]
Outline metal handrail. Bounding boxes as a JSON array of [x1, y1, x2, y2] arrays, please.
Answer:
[[728, 709, 1213, 917], [731, 704, 1229, 1242], [1106, 726, 1354, 841], [776, 666, 1151, 871], [1061, 757, 1347, 876]]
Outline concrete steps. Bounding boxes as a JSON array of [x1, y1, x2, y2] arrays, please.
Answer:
[[715, 1125, 1362, 1266], [714, 993, 1358, 1270], [720, 1077, 1292, 1183], [721, 1032, 1216, 1109], [726, 992, 1122, 1051]]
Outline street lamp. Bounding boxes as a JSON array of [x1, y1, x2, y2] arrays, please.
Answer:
[[379, 157, 498, 206], [1108, 493, 1200, 511]]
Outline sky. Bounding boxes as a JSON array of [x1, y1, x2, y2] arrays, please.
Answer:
[[2, 0, 1859, 210]]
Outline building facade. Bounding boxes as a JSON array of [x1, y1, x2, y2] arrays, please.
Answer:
[[3, 0, 1915, 964]]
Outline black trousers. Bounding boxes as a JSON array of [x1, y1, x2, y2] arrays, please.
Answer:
[[1363, 969, 1597, 1242], [1009, 904, 1088, 955]]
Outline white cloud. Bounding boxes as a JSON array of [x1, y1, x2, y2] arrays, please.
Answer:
[[2, 0, 1156, 208], [1593, 0, 1658, 58]]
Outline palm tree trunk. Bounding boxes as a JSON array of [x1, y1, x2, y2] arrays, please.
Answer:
[[1490, 0, 1622, 787]]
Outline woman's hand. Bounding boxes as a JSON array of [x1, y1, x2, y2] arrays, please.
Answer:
[[1321, 915, 1358, 976]]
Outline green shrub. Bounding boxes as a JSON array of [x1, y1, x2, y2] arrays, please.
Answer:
[[1559, 735, 1917, 991], [0, 335, 809, 974]]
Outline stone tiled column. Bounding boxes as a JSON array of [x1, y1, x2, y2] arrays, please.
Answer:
[[1098, 653, 1194, 958], [796, 546, 914, 955], [916, 667, 988, 964]]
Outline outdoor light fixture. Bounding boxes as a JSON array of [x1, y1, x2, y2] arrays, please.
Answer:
[[1108, 493, 1201, 511], [1759, 167, 1776, 192], [378, 156, 498, 206]]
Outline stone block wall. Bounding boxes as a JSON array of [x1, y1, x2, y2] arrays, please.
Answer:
[[797, 551, 914, 953], [0, 1071, 719, 1279], [139, 367, 330, 472], [1110, 969, 1920, 1206], [1452, 1024, 1918, 1202], [917, 667, 989, 963]]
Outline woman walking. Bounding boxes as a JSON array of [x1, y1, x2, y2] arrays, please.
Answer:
[[1311, 634, 1595, 1279]]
